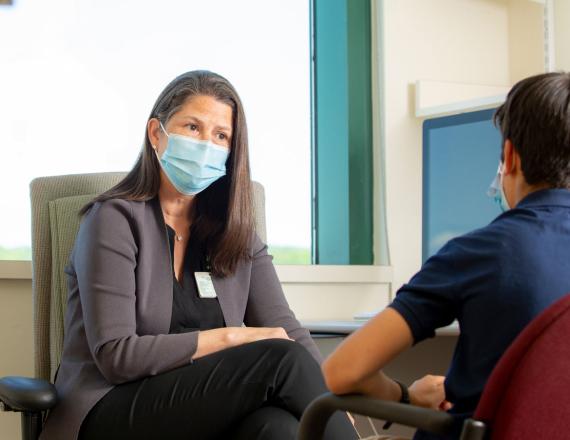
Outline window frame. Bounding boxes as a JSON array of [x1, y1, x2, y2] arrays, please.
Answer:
[[311, 0, 374, 265]]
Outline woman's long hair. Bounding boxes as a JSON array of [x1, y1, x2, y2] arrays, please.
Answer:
[[81, 70, 254, 277]]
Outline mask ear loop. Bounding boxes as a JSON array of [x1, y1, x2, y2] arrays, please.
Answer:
[[159, 121, 170, 138], [152, 120, 168, 154], [487, 163, 502, 198], [499, 161, 511, 210], [151, 144, 160, 163]]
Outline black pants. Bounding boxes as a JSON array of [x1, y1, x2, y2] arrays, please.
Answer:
[[79, 339, 357, 440]]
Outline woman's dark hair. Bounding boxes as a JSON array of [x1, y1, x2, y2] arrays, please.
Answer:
[[494, 71, 570, 188], [81, 70, 254, 277]]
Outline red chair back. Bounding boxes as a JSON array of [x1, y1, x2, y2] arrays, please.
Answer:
[[474, 293, 570, 439]]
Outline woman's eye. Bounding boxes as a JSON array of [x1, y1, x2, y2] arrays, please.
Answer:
[[189, 124, 198, 131], [217, 133, 227, 140]]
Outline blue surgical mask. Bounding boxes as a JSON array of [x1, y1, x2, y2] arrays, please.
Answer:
[[487, 162, 511, 212], [155, 122, 229, 195]]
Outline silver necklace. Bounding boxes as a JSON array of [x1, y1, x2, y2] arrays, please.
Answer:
[[174, 233, 183, 242]]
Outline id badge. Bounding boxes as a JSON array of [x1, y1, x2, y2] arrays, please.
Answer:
[[194, 272, 217, 298]]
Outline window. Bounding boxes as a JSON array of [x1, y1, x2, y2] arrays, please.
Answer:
[[0, 0, 312, 264], [0, 0, 374, 266], [422, 109, 502, 261]]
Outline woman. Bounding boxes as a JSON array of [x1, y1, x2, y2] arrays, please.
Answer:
[[40, 71, 357, 440]]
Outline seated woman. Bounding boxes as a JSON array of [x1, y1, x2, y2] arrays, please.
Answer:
[[40, 70, 357, 440]]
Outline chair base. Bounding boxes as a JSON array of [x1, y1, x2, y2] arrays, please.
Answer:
[[21, 412, 42, 440]]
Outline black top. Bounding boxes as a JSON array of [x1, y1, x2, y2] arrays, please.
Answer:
[[166, 225, 225, 334]]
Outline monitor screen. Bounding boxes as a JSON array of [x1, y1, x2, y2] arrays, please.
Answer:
[[422, 108, 503, 261]]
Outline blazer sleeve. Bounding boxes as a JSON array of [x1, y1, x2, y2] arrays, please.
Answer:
[[243, 234, 323, 363], [73, 199, 198, 385]]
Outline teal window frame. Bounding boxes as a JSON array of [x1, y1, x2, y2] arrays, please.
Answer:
[[311, 0, 374, 264]]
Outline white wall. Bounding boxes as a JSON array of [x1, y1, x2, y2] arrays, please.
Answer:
[[379, 0, 545, 288], [0, 280, 34, 440], [554, 0, 570, 71], [508, 0, 546, 82]]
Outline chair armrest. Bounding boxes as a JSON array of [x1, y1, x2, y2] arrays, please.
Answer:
[[298, 393, 455, 440], [0, 376, 58, 413]]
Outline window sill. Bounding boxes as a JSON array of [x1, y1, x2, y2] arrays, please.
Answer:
[[0, 260, 393, 285], [0, 260, 32, 280], [275, 265, 392, 284]]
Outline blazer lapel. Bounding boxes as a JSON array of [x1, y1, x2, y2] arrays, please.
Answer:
[[212, 263, 250, 327], [136, 197, 174, 336]]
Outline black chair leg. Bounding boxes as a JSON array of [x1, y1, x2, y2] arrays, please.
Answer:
[[21, 412, 42, 440]]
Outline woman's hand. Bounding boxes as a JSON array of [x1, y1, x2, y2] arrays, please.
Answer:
[[408, 375, 453, 411], [227, 326, 292, 345], [193, 327, 292, 360]]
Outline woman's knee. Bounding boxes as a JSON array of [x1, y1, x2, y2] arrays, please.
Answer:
[[248, 339, 320, 374], [251, 339, 318, 368]]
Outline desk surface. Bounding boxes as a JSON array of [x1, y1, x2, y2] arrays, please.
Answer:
[[302, 320, 460, 336]]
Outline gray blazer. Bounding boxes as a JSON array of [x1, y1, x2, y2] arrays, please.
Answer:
[[40, 197, 321, 440]]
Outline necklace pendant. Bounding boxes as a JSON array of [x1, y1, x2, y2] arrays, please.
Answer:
[[175, 235, 183, 241]]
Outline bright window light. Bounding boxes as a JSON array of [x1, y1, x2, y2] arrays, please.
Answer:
[[0, 0, 311, 264]]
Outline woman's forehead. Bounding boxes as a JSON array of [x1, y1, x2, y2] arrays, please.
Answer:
[[175, 95, 233, 128]]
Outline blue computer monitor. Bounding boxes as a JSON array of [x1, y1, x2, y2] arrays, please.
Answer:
[[422, 108, 503, 261]]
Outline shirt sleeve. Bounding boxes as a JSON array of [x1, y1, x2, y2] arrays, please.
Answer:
[[389, 238, 467, 344], [390, 226, 504, 344]]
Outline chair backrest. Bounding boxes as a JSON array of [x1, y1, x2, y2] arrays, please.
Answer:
[[30, 173, 267, 381], [473, 293, 570, 439]]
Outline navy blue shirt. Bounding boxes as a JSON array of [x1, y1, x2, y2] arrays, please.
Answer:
[[389, 189, 570, 440]]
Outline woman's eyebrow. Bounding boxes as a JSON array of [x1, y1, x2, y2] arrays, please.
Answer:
[[179, 115, 202, 123], [179, 115, 231, 132], [214, 124, 232, 133]]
